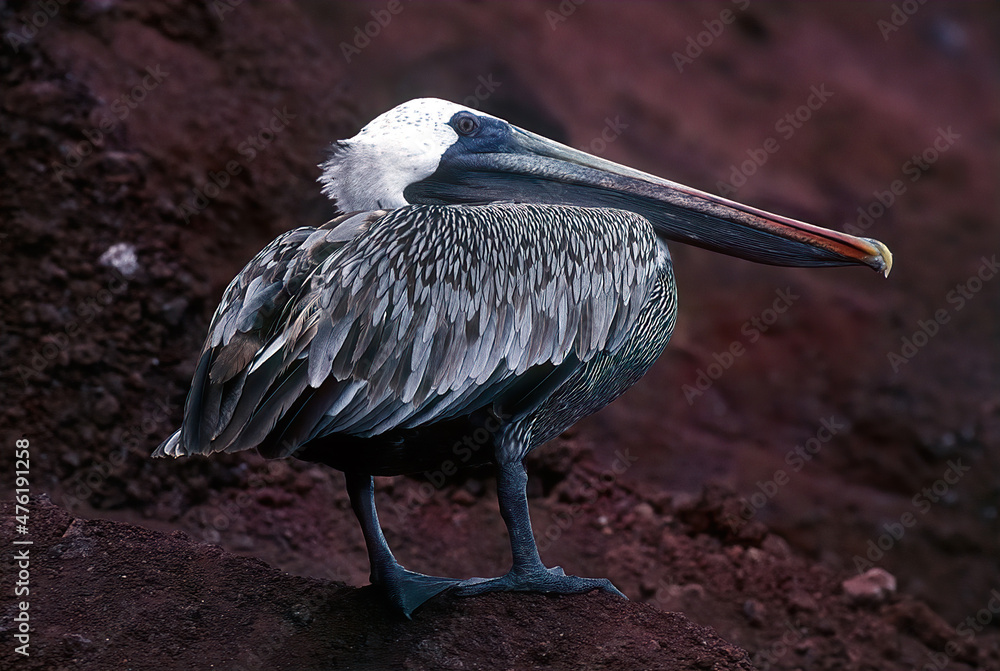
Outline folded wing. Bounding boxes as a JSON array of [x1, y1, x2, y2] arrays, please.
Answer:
[[156, 203, 658, 460]]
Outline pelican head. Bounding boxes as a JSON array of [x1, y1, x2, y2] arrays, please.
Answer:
[[320, 98, 891, 275]]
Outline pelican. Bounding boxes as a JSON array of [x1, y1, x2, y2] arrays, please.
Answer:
[[155, 98, 891, 616]]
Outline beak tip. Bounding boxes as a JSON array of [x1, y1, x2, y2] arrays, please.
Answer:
[[861, 238, 893, 278]]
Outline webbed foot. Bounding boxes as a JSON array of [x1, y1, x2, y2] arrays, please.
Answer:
[[378, 567, 462, 618], [454, 565, 626, 599]]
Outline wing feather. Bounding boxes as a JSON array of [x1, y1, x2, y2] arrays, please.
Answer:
[[154, 211, 385, 457], [157, 203, 659, 459]]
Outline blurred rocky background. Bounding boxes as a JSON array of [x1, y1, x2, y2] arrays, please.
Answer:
[[1, 1, 998, 669]]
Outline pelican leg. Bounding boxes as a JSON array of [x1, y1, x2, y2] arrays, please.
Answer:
[[345, 472, 459, 618], [454, 459, 626, 600]]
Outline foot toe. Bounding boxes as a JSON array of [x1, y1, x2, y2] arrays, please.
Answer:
[[453, 567, 625, 599]]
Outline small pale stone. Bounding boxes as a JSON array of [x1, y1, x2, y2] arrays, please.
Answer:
[[99, 242, 139, 277], [761, 534, 792, 558], [633, 502, 655, 519], [842, 568, 897, 602]]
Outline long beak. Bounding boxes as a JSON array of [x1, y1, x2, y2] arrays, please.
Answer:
[[405, 126, 892, 276]]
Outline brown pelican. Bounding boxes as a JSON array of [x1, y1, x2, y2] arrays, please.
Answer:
[[155, 98, 891, 617]]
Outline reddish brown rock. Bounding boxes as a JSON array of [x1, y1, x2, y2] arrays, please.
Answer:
[[0, 498, 753, 671]]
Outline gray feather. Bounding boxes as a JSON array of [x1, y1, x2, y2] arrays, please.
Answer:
[[158, 203, 660, 459]]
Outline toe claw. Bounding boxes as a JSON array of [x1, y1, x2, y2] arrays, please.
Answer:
[[599, 579, 627, 599]]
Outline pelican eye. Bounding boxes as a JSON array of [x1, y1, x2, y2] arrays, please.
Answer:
[[453, 112, 480, 136]]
